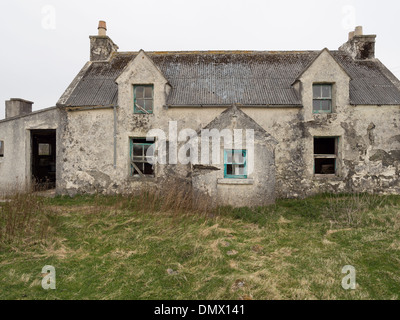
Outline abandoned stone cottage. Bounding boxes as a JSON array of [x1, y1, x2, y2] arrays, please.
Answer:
[[1, 22, 400, 207]]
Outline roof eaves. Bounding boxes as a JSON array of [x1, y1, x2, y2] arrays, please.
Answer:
[[373, 58, 400, 92], [167, 104, 303, 108]]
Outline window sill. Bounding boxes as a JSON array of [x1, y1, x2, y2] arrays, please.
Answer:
[[217, 178, 254, 185], [128, 176, 156, 181], [313, 112, 337, 118], [313, 174, 341, 180]]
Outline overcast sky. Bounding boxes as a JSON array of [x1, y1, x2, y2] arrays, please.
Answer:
[[0, 0, 399, 119]]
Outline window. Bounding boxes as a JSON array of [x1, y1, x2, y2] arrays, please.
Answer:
[[314, 137, 338, 175], [224, 150, 247, 179], [134, 85, 154, 114], [38, 143, 51, 156], [130, 138, 155, 177], [313, 84, 332, 114], [0, 141, 3, 157]]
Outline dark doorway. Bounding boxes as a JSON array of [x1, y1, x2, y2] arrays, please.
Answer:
[[31, 130, 56, 190]]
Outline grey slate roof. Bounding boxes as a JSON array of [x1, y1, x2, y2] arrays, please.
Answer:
[[60, 50, 400, 107]]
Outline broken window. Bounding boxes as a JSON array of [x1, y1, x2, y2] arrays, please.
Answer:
[[314, 137, 338, 175], [0, 141, 3, 157], [134, 85, 154, 114], [313, 84, 332, 114], [38, 143, 51, 156], [130, 138, 155, 177], [224, 150, 247, 179]]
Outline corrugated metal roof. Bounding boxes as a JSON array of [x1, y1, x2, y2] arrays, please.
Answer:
[[153, 52, 315, 106], [61, 50, 400, 107], [333, 52, 400, 105], [64, 54, 133, 107]]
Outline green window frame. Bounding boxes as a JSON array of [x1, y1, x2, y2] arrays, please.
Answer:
[[224, 150, 247, 179], [134, 85, 154, 114], [313, 84, 332, 114], [130, 138, 155, 177]]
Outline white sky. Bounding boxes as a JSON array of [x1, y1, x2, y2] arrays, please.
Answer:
[[0, 0, 399, 119]]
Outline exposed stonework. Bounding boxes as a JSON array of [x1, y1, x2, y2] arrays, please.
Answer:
[[90, 36, 119, 61], [89, 22, 118, 62], [339, 26, 376, 60]]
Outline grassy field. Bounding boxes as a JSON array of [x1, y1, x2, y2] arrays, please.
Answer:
[[1, 192, 400, 300]]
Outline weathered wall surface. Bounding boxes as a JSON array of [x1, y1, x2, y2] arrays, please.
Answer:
[[215, 139, 276, 207], [58, 108, 116, 195], [248, 105, 400, 199], [331, 106, 400, 195], [192, 106, 277, 207], [0, 108, 61, 196], [295, 50, 400, 197], [242, 108, 302, 198], [242, 50, 400, 198]]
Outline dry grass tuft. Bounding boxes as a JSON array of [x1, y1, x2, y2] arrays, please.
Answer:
[[322, 193, 388, 227], [0, 192, 54, 246], [122, 180, 214, 215]]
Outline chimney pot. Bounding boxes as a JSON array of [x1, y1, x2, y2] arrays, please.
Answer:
[[355, 26, 363, 36], [348, 31, 355, 40], [90, 21, 118, 61], [98, 20, 107, 36]]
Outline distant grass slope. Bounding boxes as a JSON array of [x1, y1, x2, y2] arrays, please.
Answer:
[[1, 193, 400, 300]]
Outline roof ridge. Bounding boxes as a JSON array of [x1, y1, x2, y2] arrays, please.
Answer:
[[115, 50, 322, 55]]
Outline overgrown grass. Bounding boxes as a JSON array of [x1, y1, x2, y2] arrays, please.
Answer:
[[217, 193, 399, 228], [0, 193, 57, 245], [1, 192, 400, 300]]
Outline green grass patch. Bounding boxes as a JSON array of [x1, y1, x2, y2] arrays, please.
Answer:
[[1, 193, 400, 300]]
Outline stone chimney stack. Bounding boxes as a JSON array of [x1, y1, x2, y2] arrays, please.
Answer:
[[5, 98, 33, 119], [339, 26, 376, 60], [89, 20, 119, 62]]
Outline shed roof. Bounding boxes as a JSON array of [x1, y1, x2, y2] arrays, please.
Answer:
[[60, 50, 400, 107]]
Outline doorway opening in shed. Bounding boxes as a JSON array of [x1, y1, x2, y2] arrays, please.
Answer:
[[31, 130, 56, 191]]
